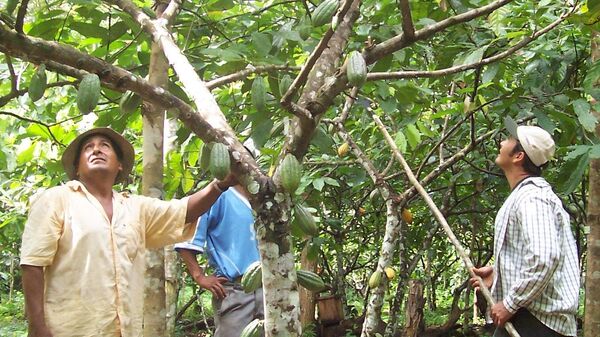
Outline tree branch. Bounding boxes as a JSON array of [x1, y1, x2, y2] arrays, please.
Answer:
[[399, 0, 414, 39], [366, 0, 513, 63], [0, 110, 65, 145], [206, 65, 300, 90], [161, 0, 180, 23], [15, 0, 29, 34], [0, 25, 263, 187], [367, 7, 573, 80]]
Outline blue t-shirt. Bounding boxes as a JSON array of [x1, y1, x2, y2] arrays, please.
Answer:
[[175, 188, 260, 280]]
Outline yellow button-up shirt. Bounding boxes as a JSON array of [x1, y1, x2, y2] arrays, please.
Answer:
[[20, 181, 193, 337]]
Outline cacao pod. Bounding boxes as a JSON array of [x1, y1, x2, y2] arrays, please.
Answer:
[[77, 73, 101, 114], [28, 64, 47, 102], [384, 267, 396, 280], [368, 270, 382, 288], [209, 143, 231, 180], [279, 154, 301, 194], [298, 19, 312, 40], [251, 76, 267, 113], [293, 204, 318, 237], [346, 51, 367, 87], [119, 91, 142, 114], [240, 318, 264, 337], [279, 74, 293, 97], [199, 142, 213, 170], [357, 207, 366, 216], [312, 0, 338, 27], [401, 208, 413, 224], [337, 142, 350, 157], [297, 270, 326, 292], [241, 261, 262, 293]]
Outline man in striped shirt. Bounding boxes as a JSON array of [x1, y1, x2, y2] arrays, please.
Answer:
[[471, 118, 580, 337]]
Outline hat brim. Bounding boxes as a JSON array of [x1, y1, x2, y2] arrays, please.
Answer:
[[503, 116, 519, 139], [61, 128, 134, 185]]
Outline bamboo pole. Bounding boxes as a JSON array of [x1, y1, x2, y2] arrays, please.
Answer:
[[372, 115, 521, 337]]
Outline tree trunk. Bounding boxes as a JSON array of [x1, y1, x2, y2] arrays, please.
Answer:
[[142, 3, 169, 335], [360, 199, 401, 337], [404, 280, 425, 337], [585, 30, 600, 337], [300, 243, 317, 328]]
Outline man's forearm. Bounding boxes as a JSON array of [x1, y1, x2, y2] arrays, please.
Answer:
[[22, 265, 49, 331], [178, 249, 205, 281]]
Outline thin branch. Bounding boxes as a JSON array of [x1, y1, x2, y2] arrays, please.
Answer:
[[6, 55, 17, 92], [366, 0, 513, 63], [372, 114, 521, 337], [205, 65, 300, 90], [0, 79, 74, 107], [161, 0, 180, 23], [15, 0, 30, 34], [399, 0, 414, 39], [0, 110, 64, 145], [368, 7, 573, 80]]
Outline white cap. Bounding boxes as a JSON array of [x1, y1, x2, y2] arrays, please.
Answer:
[[516, 126, 555, 167]]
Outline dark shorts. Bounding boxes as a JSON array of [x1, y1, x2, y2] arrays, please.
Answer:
[[493, 308, 568, 337]]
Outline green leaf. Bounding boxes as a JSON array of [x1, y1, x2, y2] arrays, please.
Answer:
[[558, 152, 589, 194], [251, 32, 271, 56], [70, 22, 109, 39], [310, 126, 335, 154], [313, 178, 325, 191], [17, 143, 35, 165], [394, 131, 408, 153], [482, 64, 499, 84], [323, 177, 340, 187], [405, 124, 421, 150], [182, 170, 194, 193], [572, 99, 597, 132]]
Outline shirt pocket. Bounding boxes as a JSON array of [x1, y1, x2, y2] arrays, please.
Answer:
[[113, 222, 144, 261]]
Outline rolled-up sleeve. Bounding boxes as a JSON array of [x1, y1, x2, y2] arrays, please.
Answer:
[[137, 195, 194, 248]]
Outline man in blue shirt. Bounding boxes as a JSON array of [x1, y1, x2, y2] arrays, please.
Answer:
[[176, 175, 263, 337]]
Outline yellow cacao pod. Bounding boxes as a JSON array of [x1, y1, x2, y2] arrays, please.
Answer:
[[401, 208, 413, 224], [337, 142, 350, 157], [384, 267, 396, 280]]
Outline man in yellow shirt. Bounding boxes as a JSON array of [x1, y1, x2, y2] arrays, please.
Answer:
[[20, 128, 236, 337]]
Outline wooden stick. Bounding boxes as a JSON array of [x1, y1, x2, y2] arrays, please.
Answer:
[[372, 114, 521, 337]]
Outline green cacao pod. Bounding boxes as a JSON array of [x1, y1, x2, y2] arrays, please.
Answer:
[[28, 64, 47, 102], [240, 318, 264, 337], [119, 91, 142, 114], [199, 142, 213, 170], [279, 154, 301, 194], [279, 74, 293, 97], [297, 270, 326, 292], [77, 73, 101, 114], [293, 204, 318, 237], [241, 261, 263, 293], [297, 17, 312, 40], [368, 270, 382, 288], [209, 143, 231, 180], [5, 0, 18, 16], [251, 76, 267, 113], [346, 51, 367, 87], [312, 0, 338, 27]]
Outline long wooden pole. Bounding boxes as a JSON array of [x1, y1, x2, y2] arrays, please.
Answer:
[[372, 115, 521, 337]]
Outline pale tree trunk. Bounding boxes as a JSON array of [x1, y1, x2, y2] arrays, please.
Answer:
[[585, 30, 600, 337], [142, 3, 170, 335], [361, 198, 401, 337], [300, 244, 317, 328]]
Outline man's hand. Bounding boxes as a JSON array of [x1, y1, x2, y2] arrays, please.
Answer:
[[470, 266, 494, 291], [216, 173, 238, 190], [491, 302, 514, 327], [196, 274, 228, 300]]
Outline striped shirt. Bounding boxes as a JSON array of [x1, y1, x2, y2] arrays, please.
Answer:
[[492, 177, 580, 336]]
